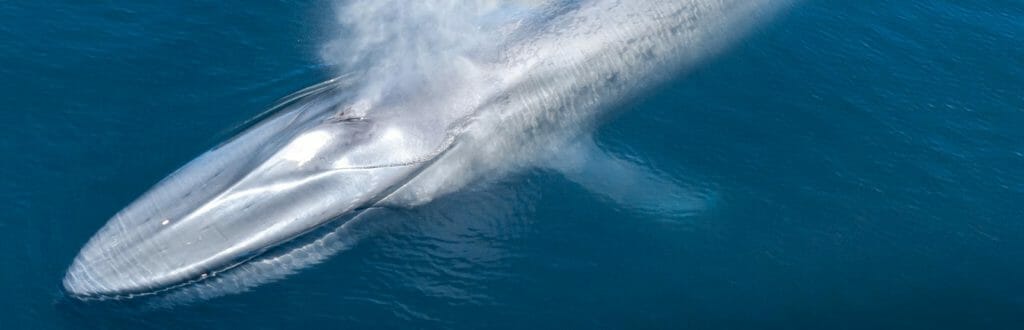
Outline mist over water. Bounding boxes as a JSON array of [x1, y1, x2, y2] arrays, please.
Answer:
[[319, 0, 540, 108]]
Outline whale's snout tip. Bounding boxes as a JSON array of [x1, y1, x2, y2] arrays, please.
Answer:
[[62, 262, 95, 299], [62, 250, 140, 300], [62, 257, 112, 300]]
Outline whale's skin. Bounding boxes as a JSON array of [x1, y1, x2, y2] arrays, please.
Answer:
[[63, 0, 784, 301]]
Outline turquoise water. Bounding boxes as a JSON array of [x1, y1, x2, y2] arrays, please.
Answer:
[[2, 1, 1023, 328]]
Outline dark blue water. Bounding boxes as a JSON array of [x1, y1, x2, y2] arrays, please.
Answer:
[[3, 1, 1023, 329]]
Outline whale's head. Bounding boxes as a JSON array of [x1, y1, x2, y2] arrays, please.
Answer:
[[62, 78, 449, 300]]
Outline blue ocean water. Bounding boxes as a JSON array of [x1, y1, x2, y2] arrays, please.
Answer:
[[2, 1, 1023, 329]]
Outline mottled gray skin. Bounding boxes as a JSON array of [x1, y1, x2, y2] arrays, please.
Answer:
[[64, 0, 783, 300]]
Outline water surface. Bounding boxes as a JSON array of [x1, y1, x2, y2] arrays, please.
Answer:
[[1, 1, 1023, 328]]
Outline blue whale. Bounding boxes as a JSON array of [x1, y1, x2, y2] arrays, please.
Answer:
[[63, 0, 785, 301]]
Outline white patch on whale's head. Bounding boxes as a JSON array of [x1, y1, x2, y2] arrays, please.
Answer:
[[281, 130, 332, 165]]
